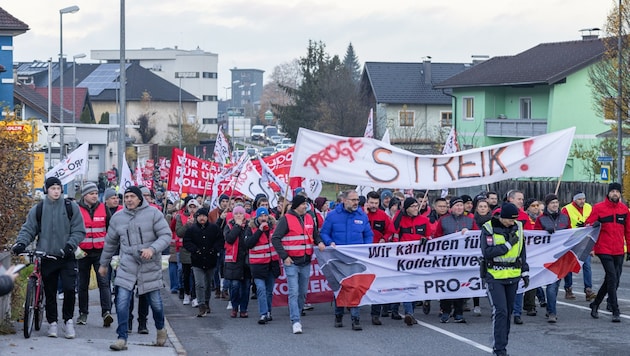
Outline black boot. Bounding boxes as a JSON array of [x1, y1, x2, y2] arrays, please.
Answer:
[[351, 318, 362, 331], [138, 319, 149, 334]]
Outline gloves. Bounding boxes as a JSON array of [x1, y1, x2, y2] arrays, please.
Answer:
[[522, 276, 530, 289], [11, 243, 26, 255], [507, 232, 519, 246], [60, 244, 74, 259], [591, 221, 601, 228], [546, 227, 555, 234], [575, 221, 585, 228]]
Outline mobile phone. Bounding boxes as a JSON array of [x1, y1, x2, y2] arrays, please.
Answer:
[[11, 264, 26, 274]]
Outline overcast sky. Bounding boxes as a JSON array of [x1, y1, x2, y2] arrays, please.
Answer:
[[4, 0, 612, 99]]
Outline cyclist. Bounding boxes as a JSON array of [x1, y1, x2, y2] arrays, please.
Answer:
[[12, 176, 86, 339]]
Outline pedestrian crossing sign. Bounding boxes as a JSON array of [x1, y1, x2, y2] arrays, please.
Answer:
[[600, 165, 610, 182]]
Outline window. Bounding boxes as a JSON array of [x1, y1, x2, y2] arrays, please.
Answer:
[[202, 118, 217, 125], [202, 95, 218, 101], [520, 98, 531, 119], [463, 97, 474, 120], [202, 72, 217, 79], [399, 109, 414, 127], [441, 111, 452, 126]]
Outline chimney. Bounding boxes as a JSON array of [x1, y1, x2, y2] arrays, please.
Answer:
[[423, 56, 432, 85], [580, 27, 600, 40], [471, 55, 489, 65]]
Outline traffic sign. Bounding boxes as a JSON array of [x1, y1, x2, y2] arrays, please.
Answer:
[[597, 156, 613, 162], [601, 165, 611, 182]]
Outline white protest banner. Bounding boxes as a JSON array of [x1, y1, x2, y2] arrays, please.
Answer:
[[291, 127, 575, 190], [120, 153, 135, 190], [314, 227, 598, 306], [232, 159, 279, 206], [441, 127, 459, 198], [213, 126, 231, 165], [363, 108, 374, 138], [45, 142, 89, 185], [259, 156, 288, 194]]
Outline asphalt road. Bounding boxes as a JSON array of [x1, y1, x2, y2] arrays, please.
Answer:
[[164, 261, 630, 356]]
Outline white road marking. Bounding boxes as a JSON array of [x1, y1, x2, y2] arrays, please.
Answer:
[[417, 320, 494, 354]]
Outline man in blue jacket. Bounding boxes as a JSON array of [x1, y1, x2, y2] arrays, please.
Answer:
[[320, 190, 373, 331]]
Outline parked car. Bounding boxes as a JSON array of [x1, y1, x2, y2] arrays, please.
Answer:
[[246, 147, 259, 159], [260, 146, 276, 158], [232, 149, 246, 162], [251, 125, 265, 141], [281, 138, 293, 145], [269, 135, 283, 145], [275, 143, 291, 151]]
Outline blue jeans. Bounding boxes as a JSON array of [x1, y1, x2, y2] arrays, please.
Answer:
[[563, 272, 572, 289], [583, 255, 592, 290], [115, 287, 164, 341], [512, 292, 523, 317], [228, 279, 251, 313], [284, 263, 310, 323], [545, 280, 560, 315], [169, 262, 180, 292], [254, 273, 275, 316], [334, 299, 360, 319]]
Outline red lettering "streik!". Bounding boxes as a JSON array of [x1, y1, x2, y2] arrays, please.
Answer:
[[304, 138, 363, 174]]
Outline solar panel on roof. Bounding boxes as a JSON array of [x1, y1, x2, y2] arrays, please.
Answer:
[[79, 63, 130, 95]]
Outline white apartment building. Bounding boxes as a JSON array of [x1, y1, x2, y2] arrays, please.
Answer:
[[91, 47, 219, 134]]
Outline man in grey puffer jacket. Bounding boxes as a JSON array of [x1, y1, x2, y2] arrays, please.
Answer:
[[99, 186, 171, 351]]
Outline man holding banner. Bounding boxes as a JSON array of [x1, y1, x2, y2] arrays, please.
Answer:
[[480, 203, 529, 356]]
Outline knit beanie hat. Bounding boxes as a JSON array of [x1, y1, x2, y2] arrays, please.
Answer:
[[195, 207, 209, 217], [609, 182, 622, 193], [219, 194, 229, 203], [403, 197, 417, 211], [82, 182, 98, 197], [291, 195, 308, 210], [314, 197, 327, 211], [45, 176, 62, 191], [256, 207, 269, 217], [140, 186, 152, 198], [380, 189, 393, 202], [449, 196, 464, 208], [524, 198, 537, 210], [124, 186, 143, 204], [573, 191, 586, 201], [544, 194, 558, 206], [500, 203, 519, 219], [389, 197, 401, 209], [232, 205, 246, 215], [461, 195, 473, 203], [104, 188, 117, 201]]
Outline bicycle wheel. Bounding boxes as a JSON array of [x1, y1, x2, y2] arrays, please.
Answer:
[[34, 281, 45, 331], [23, 277, 36, 338]]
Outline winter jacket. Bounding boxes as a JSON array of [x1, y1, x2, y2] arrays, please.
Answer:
[[434, 213, 478, 237], [391, 210, 432, 242], [183, 220, 224, 270], [223, 220, 251, 280], [244, 216, 281, 280], [320, 204, 373, 246], [585, 197, 630, 255], [100, 199, 171, 295], [534, 209, 571, 233], [175, 211, 193, 264], [272, 209, 322, 267], [367, 209, 393, 243], [16, 196, 86, 257]]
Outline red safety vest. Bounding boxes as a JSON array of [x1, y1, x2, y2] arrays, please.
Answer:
[[79, 203, 107, 250], [225, 221, 240, 263], [282, 213, 315, 258], [248, 226, 279, 264]]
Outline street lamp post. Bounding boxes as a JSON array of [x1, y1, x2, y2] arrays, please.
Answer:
[[59, 5, 80, 159], [72, 53, 86, 124]]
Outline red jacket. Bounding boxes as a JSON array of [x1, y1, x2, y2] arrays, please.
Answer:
[[392, 211, 432, 242], [586, 197, 630, 255], [367, 209, 393, 243]]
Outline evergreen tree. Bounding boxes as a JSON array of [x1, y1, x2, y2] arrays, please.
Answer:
[[343, 42, 361, 83]]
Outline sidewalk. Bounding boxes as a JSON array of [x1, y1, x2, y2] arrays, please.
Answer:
[[0, 288, 184, 355]]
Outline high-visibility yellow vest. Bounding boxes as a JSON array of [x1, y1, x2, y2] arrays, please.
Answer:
[[483, 220, 523, 279], [563, 203, 592, 227]]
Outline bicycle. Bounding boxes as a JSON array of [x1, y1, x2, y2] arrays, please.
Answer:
[[22, 250, 49, 339]]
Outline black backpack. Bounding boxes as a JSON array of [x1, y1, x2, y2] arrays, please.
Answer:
[[35, 198, 74, 229]]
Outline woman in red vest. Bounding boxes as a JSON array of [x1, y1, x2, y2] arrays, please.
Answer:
[[223, 205, 252, 318]]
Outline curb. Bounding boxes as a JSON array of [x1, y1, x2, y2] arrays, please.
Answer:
[[165, 316, 186, 356]]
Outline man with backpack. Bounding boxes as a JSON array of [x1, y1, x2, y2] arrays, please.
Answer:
[[12, 176, 86, 339]]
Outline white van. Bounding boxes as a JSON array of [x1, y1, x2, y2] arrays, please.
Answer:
[[251, 125, 265, 141]]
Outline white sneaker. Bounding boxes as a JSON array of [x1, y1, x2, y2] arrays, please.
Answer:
[[191, 298, 199, 308], [64, 319, 75, 339], [292, 322, 302, 334], [183, 294, 191, 305], [303, 303, 314, 311], [226, 301, 233, 310], [473, 306, 481, 316], [57, 292, 64, 300], [48, 322, 58, 337]]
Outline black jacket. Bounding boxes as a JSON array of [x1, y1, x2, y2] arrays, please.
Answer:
[[183, 221, 224, 270], [223, 220, 251, 280]]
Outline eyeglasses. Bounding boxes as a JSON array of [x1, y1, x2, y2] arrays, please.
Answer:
[[348, 198, 360, 202]]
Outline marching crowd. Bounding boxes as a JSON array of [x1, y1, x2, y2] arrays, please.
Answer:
[[9, 177, 630, 356]]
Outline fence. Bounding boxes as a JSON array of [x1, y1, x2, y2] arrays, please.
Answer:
[[486, 180, 610, 206]]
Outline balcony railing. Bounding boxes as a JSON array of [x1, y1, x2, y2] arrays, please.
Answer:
[[484, 118, 547, 138]]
